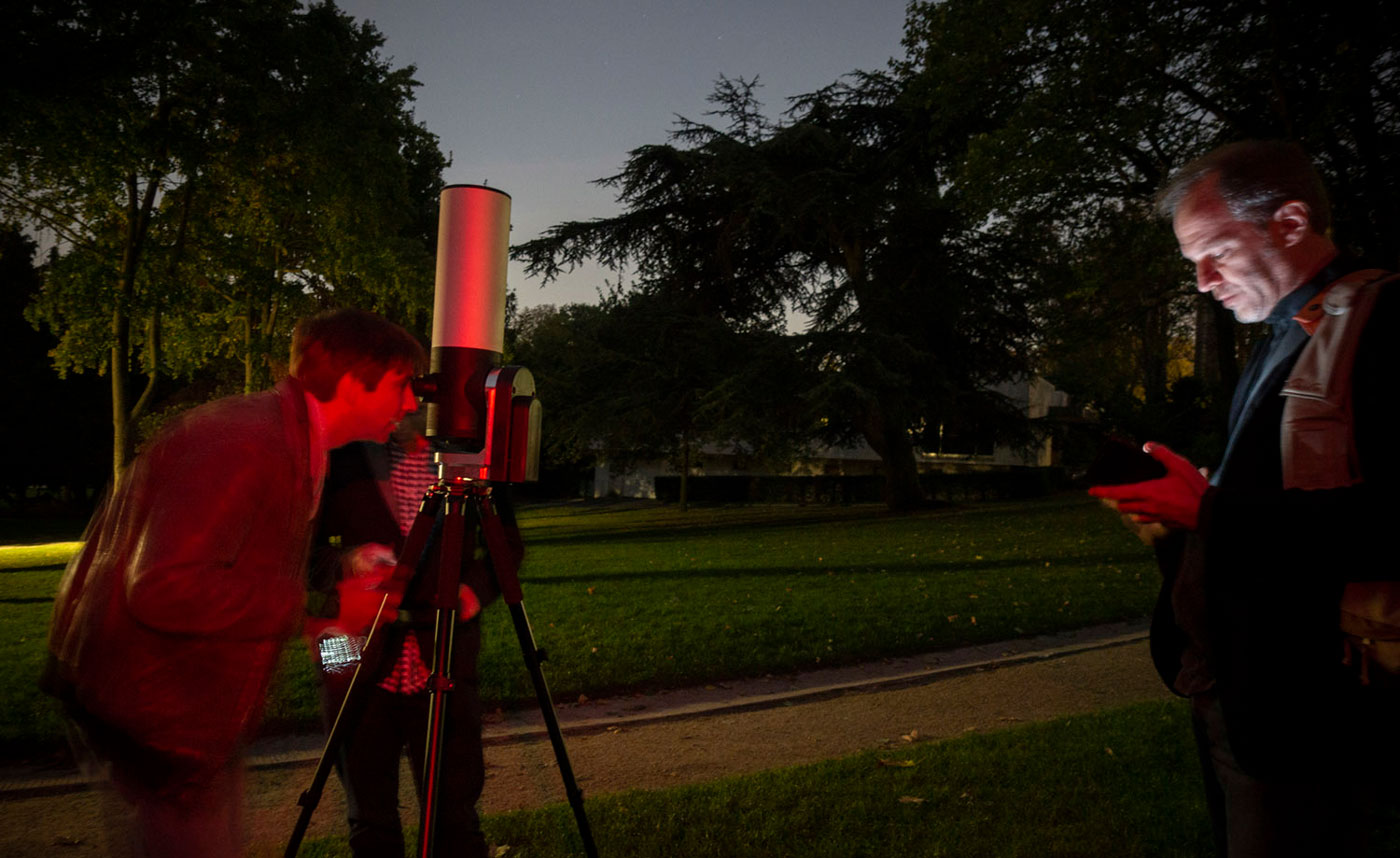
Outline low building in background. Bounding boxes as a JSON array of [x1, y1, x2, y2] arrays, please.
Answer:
[[587, 377, 1072, 500]]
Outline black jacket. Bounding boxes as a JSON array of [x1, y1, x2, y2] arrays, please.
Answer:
[[1151, 277, 1398, 778]]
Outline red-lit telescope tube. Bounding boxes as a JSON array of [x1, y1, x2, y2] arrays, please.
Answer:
[[424, 184, 511, 453]]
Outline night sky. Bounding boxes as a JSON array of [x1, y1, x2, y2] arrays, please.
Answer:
[[336, 0, 912, 310]]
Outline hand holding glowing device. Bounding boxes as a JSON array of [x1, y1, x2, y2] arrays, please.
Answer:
[[1088, 442, 1208, 532]]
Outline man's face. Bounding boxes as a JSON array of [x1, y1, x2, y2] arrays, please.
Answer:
[[1173, 178, 1293, 324], [342, 366, 418, 444]]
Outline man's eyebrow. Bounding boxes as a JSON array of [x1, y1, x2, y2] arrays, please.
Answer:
[[1182, 234, 1227, 256]]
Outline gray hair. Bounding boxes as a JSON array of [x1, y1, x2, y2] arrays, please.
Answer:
[[1156, 140, 1331, 234]]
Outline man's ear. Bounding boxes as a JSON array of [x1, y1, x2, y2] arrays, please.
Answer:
[[331, 370, 367, 403], [1270, 200, 1313, 247]]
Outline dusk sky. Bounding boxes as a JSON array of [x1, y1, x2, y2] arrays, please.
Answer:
[[335, 0, 914, 311]]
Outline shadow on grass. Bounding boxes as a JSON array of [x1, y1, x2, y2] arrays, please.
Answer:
[[523, 510, 893, 546], [520, 497, 1099, 548], [0, 517, 91, 544], [522, 551, 1155, 585]]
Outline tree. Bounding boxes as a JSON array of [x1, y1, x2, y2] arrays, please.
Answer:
[[2, 0, 446, 478], [512, 291, 816, 508], [898, 0, 1400, 457], [515, 76, 1035, 510]]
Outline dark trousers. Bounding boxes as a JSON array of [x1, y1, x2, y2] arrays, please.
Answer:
[[1191, 692, 1368, 858], [63, 701, 244, 858], [322, 622, 488, 858]]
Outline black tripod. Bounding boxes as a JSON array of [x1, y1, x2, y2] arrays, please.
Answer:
[[285, 466, 598, 858]]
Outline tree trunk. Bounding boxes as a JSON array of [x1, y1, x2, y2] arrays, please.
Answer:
[[111, 316, 130, 479], [678, 437, 691, 512], [858, 396, 926, 512], [1193, 294, 1239, 434], [1139, 301, 1170, 407], [878, 430, 924, 512], [111, 171, 162, 480], [840, 245, 925, 509], [244, 294, 256, 394]]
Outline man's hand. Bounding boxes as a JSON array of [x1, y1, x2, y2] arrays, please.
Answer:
[[334, 574, 403, 635], [457, 584, 481, 621], [344, 542, 396, 578], [1089, 442, 1209, 531], [1097, 499, 1172, 546]]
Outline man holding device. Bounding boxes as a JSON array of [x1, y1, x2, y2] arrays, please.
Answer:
[[307, 407, 498, 858], [1090, 141, 1398, 856]]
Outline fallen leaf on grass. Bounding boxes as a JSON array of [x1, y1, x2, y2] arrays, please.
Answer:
[[898, 795, 926, 804], [877, 759, 916, 767], [491, 846, 512, 858], [1104, 747, 1114, 756]]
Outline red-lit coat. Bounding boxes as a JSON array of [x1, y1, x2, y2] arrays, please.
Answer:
[[45, 379, 318, 784]]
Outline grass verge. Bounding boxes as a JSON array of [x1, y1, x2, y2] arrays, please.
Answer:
[[299, 699, 1216, 858]]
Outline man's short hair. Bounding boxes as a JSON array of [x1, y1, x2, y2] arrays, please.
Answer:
[[1156, 140, 1332, 234], [290, 309, 427, 402]]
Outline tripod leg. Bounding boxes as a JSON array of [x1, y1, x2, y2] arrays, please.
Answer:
[[477, 489, 599, 858], [284, 613, 386, 858], [508, 598, 601, 858], [417, 485, 470, 858]]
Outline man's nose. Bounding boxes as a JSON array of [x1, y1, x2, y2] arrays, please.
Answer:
[[1195, 259, 1220, 292], [401, 386, 418, 414]]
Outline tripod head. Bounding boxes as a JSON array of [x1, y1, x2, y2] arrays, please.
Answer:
[[432, 364, 540, 484]]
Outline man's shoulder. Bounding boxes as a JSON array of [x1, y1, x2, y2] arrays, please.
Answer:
[[1352, 270, 1400, 348], [149, 383, 304, 462], [1308, 267, 1399, 346]]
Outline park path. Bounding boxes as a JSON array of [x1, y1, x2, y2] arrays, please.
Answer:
[[0, 620, 1171, 856]]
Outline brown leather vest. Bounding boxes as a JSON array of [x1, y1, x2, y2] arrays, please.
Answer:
[[1281, 269, 1399, 680]]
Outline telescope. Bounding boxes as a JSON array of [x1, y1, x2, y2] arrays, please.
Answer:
[[286, 184, 597, 858], [413, 183, 541, 484]]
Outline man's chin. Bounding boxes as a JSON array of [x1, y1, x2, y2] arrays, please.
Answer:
[[360, 426, 393, 444], [1220, 296, 1263, 324]]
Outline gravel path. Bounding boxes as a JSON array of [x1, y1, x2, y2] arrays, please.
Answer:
[[0, 620, 1171, 856]]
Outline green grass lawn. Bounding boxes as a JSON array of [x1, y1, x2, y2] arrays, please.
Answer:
[[1, 495, 1160, 756], [301, 698, 1399, 858], [468, 496, 1158, 705]]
